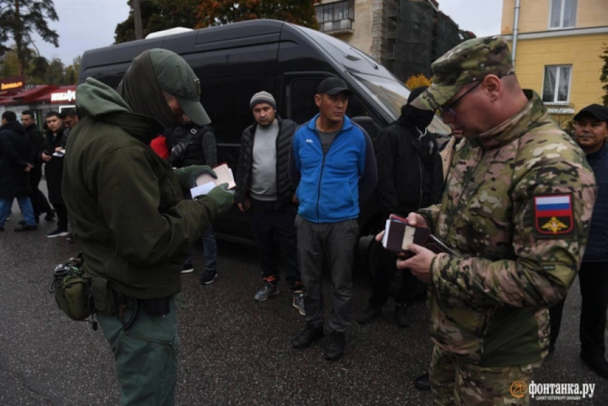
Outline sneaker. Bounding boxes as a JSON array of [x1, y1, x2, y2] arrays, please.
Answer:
[[292, 325, 324, 349], [293, 291, 305, 316], [356, 306, 382, 324], [414, 373, 431, 391], [46, 228, 69, 238], [201, 270, 217, 285], [254, 282, 279, 302], [14, 225, 37, 232], [325, 331, 346, 361], [395, 303, 411, 328], [580, 352, 608, 378], [181, 264, 194, 274]]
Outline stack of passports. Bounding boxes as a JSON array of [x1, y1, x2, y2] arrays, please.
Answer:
[[382, 215, 457, 256]]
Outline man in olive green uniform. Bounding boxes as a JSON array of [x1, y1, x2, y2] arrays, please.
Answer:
[[392, 37, 597, 405], [62, 49, 234, 406]]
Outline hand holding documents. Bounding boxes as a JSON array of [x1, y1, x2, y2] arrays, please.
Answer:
[[382, 214, 457, 256], [190, 163, 236, 199], [52, 149, 66, 157]]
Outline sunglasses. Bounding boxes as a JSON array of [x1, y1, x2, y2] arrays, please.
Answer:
[[436, 80, 483, 117]]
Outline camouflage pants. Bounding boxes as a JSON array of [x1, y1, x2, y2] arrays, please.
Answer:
[[430, 346, 541, 406]]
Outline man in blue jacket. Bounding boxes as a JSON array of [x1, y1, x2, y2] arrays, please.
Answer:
[[289, 77, 377, 360], [549, 104, 608, 377]]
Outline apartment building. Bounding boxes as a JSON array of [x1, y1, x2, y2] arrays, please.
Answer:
[[315, 0, 474, 82], [502, 0, 608, 116]]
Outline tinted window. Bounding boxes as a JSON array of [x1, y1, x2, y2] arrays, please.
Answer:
[[289, 78, 370, 125]]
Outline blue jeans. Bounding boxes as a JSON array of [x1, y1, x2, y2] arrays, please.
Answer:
[[0, 196, 36, 227], [184, 227, 217, 272]]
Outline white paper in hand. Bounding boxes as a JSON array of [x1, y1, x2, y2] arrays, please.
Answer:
[[190, 182, 215, 198]]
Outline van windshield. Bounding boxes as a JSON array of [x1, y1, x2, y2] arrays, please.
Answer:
[[350, 72, 451, 136]]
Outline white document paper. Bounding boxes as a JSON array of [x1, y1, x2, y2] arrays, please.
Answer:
[[190, 163, 237, 198], [190, 182, 216, 198], [52, 149, 66, 157]]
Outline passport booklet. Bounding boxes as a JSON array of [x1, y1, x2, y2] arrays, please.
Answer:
[[382, 214, 458, 256]]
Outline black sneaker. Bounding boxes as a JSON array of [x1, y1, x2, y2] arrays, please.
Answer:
[[395, 303, 411, 328], [201, 270, 217, 285], [415, 373, 431, 390], [325, 331, 345, 361], [580, 352, 608, 378], [14, 225, 37, 232], [19, 219, 40, 225], [356, 306, 382, 324], [46, 228, 69, 238], [181, 264, 194, 274], [292, 325, 324, 349]]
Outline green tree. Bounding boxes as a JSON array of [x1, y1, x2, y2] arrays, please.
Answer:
[[196, 0, 318, 29], [63, 55, 81, 85], [0, 44, 49, 84], [115, 0, 200, 44], [0, 0, 59, 75], [600, 45, 608, 106]]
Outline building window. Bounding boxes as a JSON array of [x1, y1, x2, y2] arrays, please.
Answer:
[[549, 0, 577, 29], [543, 65, 572, 103], [315, 1, 355, 33]]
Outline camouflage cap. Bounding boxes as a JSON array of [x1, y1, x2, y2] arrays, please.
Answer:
[[411, 36, 514, 110]]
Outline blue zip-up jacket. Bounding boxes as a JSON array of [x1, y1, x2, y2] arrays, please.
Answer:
[[584, 142, 608, 262], [289, 114, 377, 223]]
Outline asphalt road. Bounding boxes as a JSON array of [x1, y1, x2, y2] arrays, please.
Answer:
[[0, 190, 606, 405]]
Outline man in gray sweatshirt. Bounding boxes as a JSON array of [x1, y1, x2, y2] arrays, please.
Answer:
[[235, 91, 304, 316]]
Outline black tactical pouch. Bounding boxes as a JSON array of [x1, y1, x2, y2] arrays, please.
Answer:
[[90, 277, 118, 316]]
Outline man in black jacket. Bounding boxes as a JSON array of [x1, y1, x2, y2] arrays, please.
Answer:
[[41, 111, 69, 238], [170, 115, 219, 284], [0, 111, 36, 232], [235, 91, 303, 315], [357, 86, 443, 327], [21, 110, 53, 223]]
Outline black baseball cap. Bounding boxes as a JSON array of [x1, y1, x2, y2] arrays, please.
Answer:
[[317, 77, 351, 96], [573, 104, 608, 123]]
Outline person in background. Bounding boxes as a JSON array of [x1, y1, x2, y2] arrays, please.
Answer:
[[549, 104, 608, 378], [60, 109, 79, 148], [170, 114, 219, 284], [235, 91, 303, 314], [0, 111, 36, 232], [42, 111, 69, 238], [21, 110, 53, 223], [357, 86, 443, 328], [290, 78, 377, 361]]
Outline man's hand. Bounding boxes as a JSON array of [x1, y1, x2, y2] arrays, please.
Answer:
[[292, 194, 299, 204], [238, 197, 251, 212], [397, 244, 436, 285], [55, 147, 63, 152], [406, 212, 428, 228], [173, 165, 216, 191], [23, 164, 33, 173], [206, 183, 234, 214], [41, 153, 51, 163]]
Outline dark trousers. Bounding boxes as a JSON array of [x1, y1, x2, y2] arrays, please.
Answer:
[[368, 238, 419, 308], [250, 199, 300, 289], [29, 168, 52, 219], [296, 216, 359, 333], [54, 202, 69, 231], [549, 262, 608, 356]]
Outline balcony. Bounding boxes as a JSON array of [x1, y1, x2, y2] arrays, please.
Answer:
[[316, 0, 355, 35]]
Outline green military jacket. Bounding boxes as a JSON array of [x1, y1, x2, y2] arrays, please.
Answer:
[[63, 78, 217, 300], [419, 90, 596, 367]]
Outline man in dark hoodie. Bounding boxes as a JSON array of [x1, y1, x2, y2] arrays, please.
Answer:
[[21, 110, 53, 223], [0, 111, 36, 232], [357, 86, 443, 328], [62, 49, 234, 405]]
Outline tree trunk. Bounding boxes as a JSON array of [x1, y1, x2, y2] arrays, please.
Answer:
[[133, 0, 143, 40], [14, 0, 24, 76]]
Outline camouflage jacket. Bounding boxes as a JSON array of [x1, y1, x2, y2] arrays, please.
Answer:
[[419, 91, 596, 367]]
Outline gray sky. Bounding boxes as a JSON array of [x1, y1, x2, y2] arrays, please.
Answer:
[[33, 0, 504, 65]]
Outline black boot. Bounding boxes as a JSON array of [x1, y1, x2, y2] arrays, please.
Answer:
[[356, 306, 382, 324], [14, 224, 37, 232], [395, 303, 411, 328], [580, 353, 608, 378], [415, 373, 431, 390], [292, 324, 324, 349], [325, 331, 345, 361]]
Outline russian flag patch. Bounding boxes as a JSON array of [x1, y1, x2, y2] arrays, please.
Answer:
[[534, 194, 575, 237]]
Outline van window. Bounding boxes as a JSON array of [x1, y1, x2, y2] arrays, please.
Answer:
[[199, 75, 274, 144], [289, 78, 369, 125]]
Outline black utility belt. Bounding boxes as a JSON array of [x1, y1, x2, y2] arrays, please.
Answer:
[[113, 293, 172, 317]]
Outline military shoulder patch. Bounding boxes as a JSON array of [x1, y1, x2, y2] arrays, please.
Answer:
[[534, 194, 575, 238]]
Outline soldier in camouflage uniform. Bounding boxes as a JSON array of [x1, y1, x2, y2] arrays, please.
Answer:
[[390, 36, 597, 405]]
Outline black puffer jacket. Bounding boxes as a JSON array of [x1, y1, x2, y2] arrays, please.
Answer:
[[171, 122, 217, 168], [42, 128, 65, 205], [375, 114, 443, 217], [0, 121, 32, 198], [235, 116, 297, 209], [584, 142, 608, 262]]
